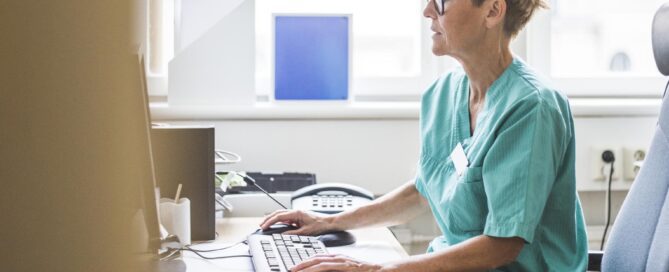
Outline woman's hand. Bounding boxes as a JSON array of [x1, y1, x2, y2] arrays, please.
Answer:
[[292, 254, 385, 272], [259, 209, 337, 235]]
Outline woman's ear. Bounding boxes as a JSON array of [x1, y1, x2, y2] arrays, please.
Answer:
[[484, 0, 507, 29]]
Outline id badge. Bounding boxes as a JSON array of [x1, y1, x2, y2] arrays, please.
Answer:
[[450, 143, 469, 176]]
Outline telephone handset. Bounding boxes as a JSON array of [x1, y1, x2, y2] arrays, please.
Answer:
[[291, 183, 374, 214]]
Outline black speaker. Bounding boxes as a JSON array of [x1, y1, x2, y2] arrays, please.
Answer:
[[151, 126, 215, 241]]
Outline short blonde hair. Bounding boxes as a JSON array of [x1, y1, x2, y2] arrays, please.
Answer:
[[473, 0, 548, 37]]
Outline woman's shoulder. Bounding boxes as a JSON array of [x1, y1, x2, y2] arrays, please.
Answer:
[[504, 58, 570, 114]]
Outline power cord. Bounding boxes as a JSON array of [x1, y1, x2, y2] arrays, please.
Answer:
[[165, 228, 265, 261], [177, 248, 250, 260], [600, 150, 615, 250], [234, 172, 288, 209], [163, 172, 290, 261], [166, 240, 250, 260], [185, 240, 247, 252]]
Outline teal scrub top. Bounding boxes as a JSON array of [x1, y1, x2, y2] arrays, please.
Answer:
[[415, 58, 588, 271]]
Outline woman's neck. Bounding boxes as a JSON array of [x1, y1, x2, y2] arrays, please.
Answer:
[[457, 42, 513, 105]]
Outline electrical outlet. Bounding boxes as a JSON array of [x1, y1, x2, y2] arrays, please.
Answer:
[[591, 147, 622, 181], [623, 147, 647, 181]]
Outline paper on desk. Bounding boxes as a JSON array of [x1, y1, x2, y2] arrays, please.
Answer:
[[181, 242, 254, 272]]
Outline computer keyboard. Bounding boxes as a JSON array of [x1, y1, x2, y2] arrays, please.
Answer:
[[248, 233, 328, 272]]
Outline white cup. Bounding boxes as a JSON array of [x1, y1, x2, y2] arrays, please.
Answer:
[[159, 197, 191, 246]]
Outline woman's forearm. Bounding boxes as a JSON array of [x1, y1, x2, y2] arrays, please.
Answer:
[[383, 235, 524, 272], [328, 180, 429, 230]]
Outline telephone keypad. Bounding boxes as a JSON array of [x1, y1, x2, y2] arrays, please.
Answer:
[[312, 195, 354, 209]]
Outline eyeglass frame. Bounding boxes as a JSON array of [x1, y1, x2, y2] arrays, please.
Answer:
[[427, 0, 446, 16]]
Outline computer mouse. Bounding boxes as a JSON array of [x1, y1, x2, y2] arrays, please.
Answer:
[[255, 223, 299, 235], [317, 231, 356, 247]]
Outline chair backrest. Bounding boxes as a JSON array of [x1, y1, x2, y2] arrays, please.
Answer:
[[601, 3, 669, 271], [653, 3, 669, 77]]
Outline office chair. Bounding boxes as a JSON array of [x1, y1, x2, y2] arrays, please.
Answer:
[[587, 3, 669, 271]]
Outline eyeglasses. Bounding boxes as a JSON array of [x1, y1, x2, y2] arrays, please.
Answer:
[[427, 0, 445, 16]]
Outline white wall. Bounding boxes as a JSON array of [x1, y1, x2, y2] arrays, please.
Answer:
[[153, 118, 418, 192], [155, 112, 659, 249], [156, 116, 657, 192]]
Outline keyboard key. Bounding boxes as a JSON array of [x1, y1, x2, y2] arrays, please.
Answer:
[[250, 234, 328, 272]]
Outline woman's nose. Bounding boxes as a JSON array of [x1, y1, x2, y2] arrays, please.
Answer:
[[423, 0, 436, 19]]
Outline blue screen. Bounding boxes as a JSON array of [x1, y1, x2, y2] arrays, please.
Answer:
[[275, 16, 349, 100]]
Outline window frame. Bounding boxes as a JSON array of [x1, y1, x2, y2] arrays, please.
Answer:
[[146, 2, 667, 101], [253, 0, 446, 100], [525, 9, 666, 98]]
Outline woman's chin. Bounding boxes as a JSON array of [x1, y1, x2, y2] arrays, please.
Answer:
[[431, 46, 448, 56]]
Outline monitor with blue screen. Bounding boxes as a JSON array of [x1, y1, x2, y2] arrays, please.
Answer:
[[274, 15, 351, 100]]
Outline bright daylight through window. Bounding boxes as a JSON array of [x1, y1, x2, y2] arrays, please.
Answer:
[[255, 0, 431, 97], [551, 0, 666, 77], [147, 0, 666, 99]]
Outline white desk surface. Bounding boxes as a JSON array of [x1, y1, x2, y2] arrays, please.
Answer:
[[179, 217, 409, 271]]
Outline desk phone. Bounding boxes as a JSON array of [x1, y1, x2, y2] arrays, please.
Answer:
[[291, 183, 374, 214]]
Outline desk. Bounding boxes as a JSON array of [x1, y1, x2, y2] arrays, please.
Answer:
[[179, 217, 409, 271]]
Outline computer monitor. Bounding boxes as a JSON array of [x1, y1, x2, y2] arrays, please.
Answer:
[[134, 54, 162, 254]]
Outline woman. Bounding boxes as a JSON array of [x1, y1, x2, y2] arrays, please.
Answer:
[[260, 0, 588, 270]]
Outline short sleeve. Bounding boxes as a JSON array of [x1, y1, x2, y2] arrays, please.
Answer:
[[414, 171, 427, 197], [481, 99, 570, 243]]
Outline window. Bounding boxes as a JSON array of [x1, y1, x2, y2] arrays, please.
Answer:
[[148, 0, 445, 99], [146, 0, 174, 96], [255, 0, 442, 98], [149, 0, 665, 101], [552, 0, 663, 77], [526, 0, 667, 96]]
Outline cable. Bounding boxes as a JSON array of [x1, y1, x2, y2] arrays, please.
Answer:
[[184, 240, 246, 252], [600, 164, 613, 250], [235, 172, 288, 209], [600, 150, 615, 250], [168, 241, 250, 260], [178, 247, 251, 260]]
